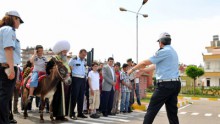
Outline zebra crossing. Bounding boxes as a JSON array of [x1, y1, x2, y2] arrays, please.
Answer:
[[60, 112, 144, 124], [178, 111, 220, 118]]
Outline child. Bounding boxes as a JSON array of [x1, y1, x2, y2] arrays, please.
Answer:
[[111, 62, 121, 115], [88, 62, 100, 118], [28, 45, 47, 102], [120, 64, 132, 113]]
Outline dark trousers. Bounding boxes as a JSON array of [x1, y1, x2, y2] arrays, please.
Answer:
[[135, 83, 141, 103], [13, 87, 19, 113], [128, 81, 135, 111], [143, 81, 181, 124], [70, 77, 86, 116], [101, 87, 114, 115], [0, 67, 17, 124]]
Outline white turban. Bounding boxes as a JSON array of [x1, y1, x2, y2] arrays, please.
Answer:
[[52, 40, 71, 54]]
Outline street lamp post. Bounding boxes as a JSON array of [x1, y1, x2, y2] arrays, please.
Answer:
[[120, 0, 148, 63]]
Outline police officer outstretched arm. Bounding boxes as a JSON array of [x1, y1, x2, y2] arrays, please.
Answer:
[[128, 32, 180, 124]]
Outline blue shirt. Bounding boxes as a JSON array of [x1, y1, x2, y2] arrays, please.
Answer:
[[0, 26, 21, 65], [68, 56, 86, 77], [149, 45, 179, 80]]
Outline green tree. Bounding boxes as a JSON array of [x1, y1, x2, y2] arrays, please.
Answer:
[[185, 65, 204, 95]]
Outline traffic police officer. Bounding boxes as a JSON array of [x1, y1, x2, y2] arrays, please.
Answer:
[[0, 10, 23, 124], [68, 49, 88, 119], [128, 32, 181, 124]]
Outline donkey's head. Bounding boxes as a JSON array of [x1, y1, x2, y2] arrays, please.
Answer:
[[46, 57, 71, 85]]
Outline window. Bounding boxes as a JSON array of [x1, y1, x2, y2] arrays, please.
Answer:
[[219, 79, 220, 86], [205, 62, 210, 70], [206, 78, 210, 87]]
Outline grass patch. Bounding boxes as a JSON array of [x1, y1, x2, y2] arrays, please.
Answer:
[[146, 92, 220, 98], [141, 97, 151, 103], [178, 94, 220, 98]]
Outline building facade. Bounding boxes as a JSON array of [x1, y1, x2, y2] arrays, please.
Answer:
[[21, 47, 54, 66], [202, 35, 220, 87]]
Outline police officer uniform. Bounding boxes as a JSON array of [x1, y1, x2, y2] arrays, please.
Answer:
[[143, 32, 181, 124], [68, 55, 87, 119], [0, 10, 23, 124]]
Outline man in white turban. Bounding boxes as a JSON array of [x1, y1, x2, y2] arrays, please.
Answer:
[[51, 40, 71, 121]]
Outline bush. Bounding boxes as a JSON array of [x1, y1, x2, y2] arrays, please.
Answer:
[[146, 85, 155, 92]]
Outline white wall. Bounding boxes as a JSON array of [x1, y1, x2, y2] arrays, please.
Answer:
[[204, 60, 220, 72]]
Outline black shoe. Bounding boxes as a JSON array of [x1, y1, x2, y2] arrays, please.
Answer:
[[108, 113, 116, 116], [102, 113, 108, 117], [78, 114, 88, 118], [137, 99, 142, 106], [10, 119, 17, 123], [56, 116, 68, 121], [83, 110, 89, 114], [13, 110, 19, 114], [128, 110, 133, 113], [90, 114, 100, 119]]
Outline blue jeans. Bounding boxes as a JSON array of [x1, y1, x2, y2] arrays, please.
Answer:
[[30, 71, 38, 87], [120, 92, 130, 112]]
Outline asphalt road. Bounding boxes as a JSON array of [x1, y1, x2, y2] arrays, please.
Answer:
[[153, 100, 220, 124], [13, 99, 220, 124]]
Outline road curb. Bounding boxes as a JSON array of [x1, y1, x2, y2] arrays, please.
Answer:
[[133, 99, 190, 111], [181, 97, 220, 101]]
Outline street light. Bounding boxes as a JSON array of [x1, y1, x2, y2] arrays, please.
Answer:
[[119, 0, 148, 63]]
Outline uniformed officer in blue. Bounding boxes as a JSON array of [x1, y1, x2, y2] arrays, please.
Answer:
[[128, 32, 181, 124], [68, 49, 88, 119], [0, 10, 24, 124]]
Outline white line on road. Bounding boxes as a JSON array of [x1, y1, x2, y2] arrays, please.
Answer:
[[191, 113, 199, 116], [204, 113, 212, 117], [73, 120, 103, 124], [108, 116, 128, 119], [179, 112, 187, 115], [117, 114, 135, 118], [100, 117, 130, 122], [87, 118, 113, 123], [178, 104, 191, 110]]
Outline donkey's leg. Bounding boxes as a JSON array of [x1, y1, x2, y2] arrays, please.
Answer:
[[40, 96, 45, 122], [23, 89, 29, 119], [48, 95, 55, 121]]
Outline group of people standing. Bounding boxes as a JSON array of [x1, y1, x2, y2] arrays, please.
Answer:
[[0, 10, 181, 124]]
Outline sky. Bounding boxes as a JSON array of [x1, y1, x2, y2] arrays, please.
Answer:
[[1, 0, 220, 66]]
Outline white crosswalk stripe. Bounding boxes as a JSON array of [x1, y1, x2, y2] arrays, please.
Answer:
[[99, 117, 130, 122], [204, 113, 212, 117], [178, 112, 220, 117], [87, 118, 113, 123], [191, 113, 199, 116], [179, 112, 187, 115], [73, 120, 103, 124], [108, 116, 128, 119]]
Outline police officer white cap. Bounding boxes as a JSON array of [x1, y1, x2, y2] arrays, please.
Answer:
[[157, 32, 171, 43], [5, 10, 24, 23]]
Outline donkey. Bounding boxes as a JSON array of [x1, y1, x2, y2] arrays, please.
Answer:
[[21, 57, 71, 122]]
